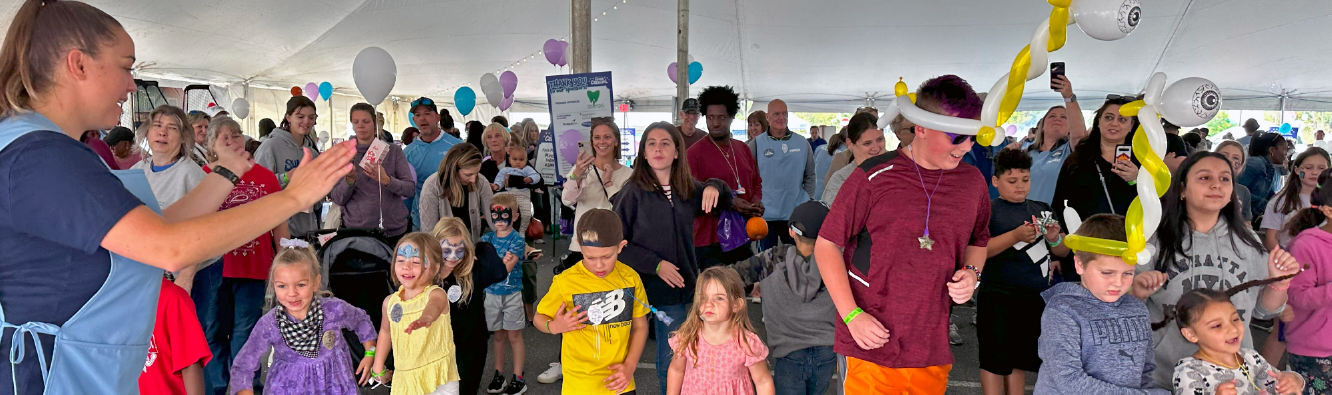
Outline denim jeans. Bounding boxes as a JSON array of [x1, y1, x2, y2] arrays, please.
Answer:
[[653, 303, 688, 395], [774, 346, 837, 395], [194, 262, 267, 395], [190, 262, 226, 395]]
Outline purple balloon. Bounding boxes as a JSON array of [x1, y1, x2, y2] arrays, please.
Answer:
[[667, 62, 678, 84], [500, 71, 517, 98], [544, 39, 563, 66], [498, 95, 514, 112], [557, 41, 570, 67], [559, 129, 582, 165], [304, 82, 319, 101], [1006, 124, 1019, 136]]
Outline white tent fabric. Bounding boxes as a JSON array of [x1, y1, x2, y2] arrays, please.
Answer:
[[8, 0, 1331, 115]]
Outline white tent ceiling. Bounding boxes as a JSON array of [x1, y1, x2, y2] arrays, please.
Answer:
[[8, 0, 1332, 112]]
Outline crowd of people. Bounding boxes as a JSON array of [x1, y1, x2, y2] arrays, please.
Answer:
[[3, 1, 1332, 395]]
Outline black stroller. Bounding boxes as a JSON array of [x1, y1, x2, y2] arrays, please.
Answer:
[[306, 228, 397, 383]]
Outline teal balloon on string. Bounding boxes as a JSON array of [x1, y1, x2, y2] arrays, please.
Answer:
[[687, 61, 703, 84], [318, 82, 333, 101]]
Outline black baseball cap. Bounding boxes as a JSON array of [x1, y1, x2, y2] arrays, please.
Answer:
[[681, 98, 700, 114], [410, 97, 438, 114], [576, 209, 625, 248], [104, 126, 134, 146], [789, 201, 830, 239]]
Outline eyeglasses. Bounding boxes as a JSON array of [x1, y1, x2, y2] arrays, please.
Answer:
[[411, 97, 434, 107], [940, 131, 974, 145]]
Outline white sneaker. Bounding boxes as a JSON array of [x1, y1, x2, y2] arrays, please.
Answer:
[[537, 362, 562, 384]]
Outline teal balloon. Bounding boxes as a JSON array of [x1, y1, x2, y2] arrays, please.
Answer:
[[687, 61, 703, 84], [1280, 123, 1292, 135], [454, 87, 477, 116], [318, 82, 333, 101]]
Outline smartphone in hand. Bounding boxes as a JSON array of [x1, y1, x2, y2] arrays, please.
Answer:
[[577, 141, 592, 159], [1050, 62, 1066, 90], [1115, 145, 1132, 165]]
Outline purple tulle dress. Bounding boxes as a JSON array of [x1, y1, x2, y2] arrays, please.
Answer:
[[229, 297, 377, 395]]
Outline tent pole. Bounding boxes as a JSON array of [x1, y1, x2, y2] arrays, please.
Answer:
[[571, 0, 591, 74], [675, 0, 689, 125]]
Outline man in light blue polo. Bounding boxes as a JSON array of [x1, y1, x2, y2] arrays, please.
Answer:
[[403, 96, 463, 231], [748, 99, 815, 249]]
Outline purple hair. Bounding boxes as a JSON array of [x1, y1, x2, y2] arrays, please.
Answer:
[[916, 75, 983, 120]]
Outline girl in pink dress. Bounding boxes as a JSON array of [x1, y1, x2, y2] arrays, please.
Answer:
[[667, 267, 775, 395]]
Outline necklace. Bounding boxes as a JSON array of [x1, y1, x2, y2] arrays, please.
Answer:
[[909, 145, 944, 250], [709, 137, 746, 195], [1199, 349, 1261, 391]]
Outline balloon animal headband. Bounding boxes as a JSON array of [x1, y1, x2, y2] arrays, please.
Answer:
[[877, 0, 1222, 266]]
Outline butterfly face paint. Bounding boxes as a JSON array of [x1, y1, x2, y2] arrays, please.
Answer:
[[440, 239, 466, 264], [396, 244, 421, 266], [491, 205, 515, 228]]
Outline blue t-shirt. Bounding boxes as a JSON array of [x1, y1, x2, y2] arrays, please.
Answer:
[[481, 230, 525, 295], [0, 131, 144, 393], [404, 133, 463, 231], [1027, 141, 1072, 205]]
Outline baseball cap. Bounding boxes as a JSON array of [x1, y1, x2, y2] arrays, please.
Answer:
[[576, 208, 624, 248], [410, 97, 438, 114], [681, 98, 700, 114], [103, 126, 134, 146], [788, 201, 830, 239]]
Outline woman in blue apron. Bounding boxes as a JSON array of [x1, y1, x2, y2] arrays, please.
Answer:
[[0, 2, 355, 393]]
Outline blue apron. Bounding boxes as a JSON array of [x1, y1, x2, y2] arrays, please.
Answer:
[[754, 133, 811, 221], [0, 113, 162, 394]]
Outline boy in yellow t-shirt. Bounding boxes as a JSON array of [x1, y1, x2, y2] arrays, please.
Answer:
[[535, 208, 650, 394]]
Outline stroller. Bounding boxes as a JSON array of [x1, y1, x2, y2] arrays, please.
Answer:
[[306, 228, 397, 380]]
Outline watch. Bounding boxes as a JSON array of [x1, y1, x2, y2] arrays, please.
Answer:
[[212, 166, 241, 185], [1063, 94, 1077, 103]]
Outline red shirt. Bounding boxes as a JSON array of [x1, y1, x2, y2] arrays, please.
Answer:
[[204, 165, 282, 279], [139, 278, 212, 395], [820, 150, 990, 368], [686, 137, 763, 247]]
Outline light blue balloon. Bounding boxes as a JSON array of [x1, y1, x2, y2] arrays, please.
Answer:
[[455, 87, 477, 116], [688, 61, 703, 84], [318, 81, 333, 101], [1281, 123, 1292, 135]]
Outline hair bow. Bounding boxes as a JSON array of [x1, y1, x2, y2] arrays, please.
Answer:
[[279, 238, 310, 249]]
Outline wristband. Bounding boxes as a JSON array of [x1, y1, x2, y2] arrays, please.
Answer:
[[1046, 234, 1063, 247], [545, 320, 552, 334], [656, 263, 661, 272], [1127, 179, 1137, 186], [964, 265, 982, 280], [843, 307, 864, 325], [280, 173, 290, 188], [371, 369, 385, 378], [364, 348, 375, 358]]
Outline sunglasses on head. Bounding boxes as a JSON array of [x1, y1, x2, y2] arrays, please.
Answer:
[[1104, 94, 1137, 104], [411, 98, 434, 107]]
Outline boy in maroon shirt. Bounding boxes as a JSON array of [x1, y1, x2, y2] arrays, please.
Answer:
[[814, 75, 991, 394]]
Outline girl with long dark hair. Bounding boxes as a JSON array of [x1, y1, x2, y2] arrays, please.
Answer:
[[1052, 96, 1140, 221]]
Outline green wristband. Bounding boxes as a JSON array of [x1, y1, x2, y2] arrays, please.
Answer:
[[364, 349, 375, 358], [1127, 179, 1137, 186], [371, 369, 385, 378], [545, 320, 552, 334], [843, 307, 864, 325]]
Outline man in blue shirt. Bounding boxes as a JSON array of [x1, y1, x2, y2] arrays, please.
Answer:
[[1237, 132, 1289, 220], [403, 96, 464, 231], [747, 99, 816, 249]]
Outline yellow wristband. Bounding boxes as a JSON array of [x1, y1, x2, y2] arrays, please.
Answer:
[[843, 307, 864, 325]]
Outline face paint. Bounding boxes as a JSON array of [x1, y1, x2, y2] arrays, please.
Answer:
[[440, 239, 466, 263], [396, 243, 421, 265], [491, 205, 515, 227]]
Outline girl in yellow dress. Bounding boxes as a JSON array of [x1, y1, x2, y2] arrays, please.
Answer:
[[370, 232, 461, 394]]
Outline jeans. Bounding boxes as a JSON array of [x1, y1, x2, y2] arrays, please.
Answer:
[[196, 264, 267, 395], [653, 303, 688, 395], [190, 262, 225, 395], [775, 346, 837, 395]]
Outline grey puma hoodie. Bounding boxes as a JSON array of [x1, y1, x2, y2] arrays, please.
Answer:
[[1035, 282, 1168, 395]]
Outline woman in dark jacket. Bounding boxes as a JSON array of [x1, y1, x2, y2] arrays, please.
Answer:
[[612, 121, 730, 394], [1053, 96, 1142, 223], [431, 217, 518, 395]]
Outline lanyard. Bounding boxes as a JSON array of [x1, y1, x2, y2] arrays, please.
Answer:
[[1093, 162, 1118, 216]]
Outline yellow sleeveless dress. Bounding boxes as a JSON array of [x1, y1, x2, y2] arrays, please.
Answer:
[[387, 285, 460, 395]]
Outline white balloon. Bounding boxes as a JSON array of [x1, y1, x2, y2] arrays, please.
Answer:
[[480, 73, 503, 107], [896, 96, 983, 136], [1143, 72, 1167, 108], [230, 98, 250, 120], [876, 100, 901, 131], [1138, 109, 1167, 158], [352, 47, 397, 106], [1063, 203, 1084, 234], [1135, 168, 1162, 241], [1159, 77, 1222, 128], [1072, 0, 1141, 41]]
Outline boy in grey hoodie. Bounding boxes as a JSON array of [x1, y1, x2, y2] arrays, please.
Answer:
[[724, 201, 838, 395], [1035, 214, 1169, 395]]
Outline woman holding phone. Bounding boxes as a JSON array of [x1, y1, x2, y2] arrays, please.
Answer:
[[1052, 96, 1141, 224], [561, 117, 633, 267]]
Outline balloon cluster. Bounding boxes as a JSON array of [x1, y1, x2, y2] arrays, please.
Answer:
[[667, 60, 703, 84], [291, 82, 334, 102], [477, 71, 517, 112], [544, 39, 570, 67], [872, 0, 1222, 266], [1064, 73, 1221, 264]]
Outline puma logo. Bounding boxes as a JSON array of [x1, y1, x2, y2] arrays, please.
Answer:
[[1118, 349, 1134, 365]]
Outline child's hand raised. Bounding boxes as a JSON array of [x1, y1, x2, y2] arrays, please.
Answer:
[[1266, 248, 1301, 290], [404, 314, 437, 334], [1214, 380, 1237, 395], [603, 363, 635, 393], [550, 303, 588, 334], [1272, 370, 1305, 395], [1131, 270, 1167, 300]]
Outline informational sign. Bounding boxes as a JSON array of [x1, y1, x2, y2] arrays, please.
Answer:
[[535, 128, 557, 183], [621, 127, 636, 161], [546, 71, 614, 183], [1269, 126, 1299, 138]]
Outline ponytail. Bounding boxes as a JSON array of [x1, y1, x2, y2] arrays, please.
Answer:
[[0, 0, 123, 119], [825, 133, 845, 155]]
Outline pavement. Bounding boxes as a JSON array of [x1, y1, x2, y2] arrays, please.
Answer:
[[352, 234, 1274, 395]]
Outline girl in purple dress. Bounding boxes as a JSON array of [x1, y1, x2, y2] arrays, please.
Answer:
[[230, 240, 378, 395]]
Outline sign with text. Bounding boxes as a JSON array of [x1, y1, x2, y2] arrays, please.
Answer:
[[546, 71, 613, 182]]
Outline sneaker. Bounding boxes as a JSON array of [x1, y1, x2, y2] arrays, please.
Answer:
[[486, 371, 507, 393], [536, 238, 546, 244], [949, 322, 964, 345], [537, 363, 562, 384], [504, 375, 528, 395]]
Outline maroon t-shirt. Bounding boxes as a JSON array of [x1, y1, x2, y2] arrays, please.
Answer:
[[820, 149, 990, 368], [686, 137, 762, 247]]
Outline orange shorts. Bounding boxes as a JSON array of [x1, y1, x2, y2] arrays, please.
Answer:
[[842, 356, 951, 395]]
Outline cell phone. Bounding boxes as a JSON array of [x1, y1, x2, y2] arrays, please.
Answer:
[[1115, 145, 1132, 165], [1050, 62, 1066, 90], [526, 249, 542, 260], [577, 141, 592, 159]]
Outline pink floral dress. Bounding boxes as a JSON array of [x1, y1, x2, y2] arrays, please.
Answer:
[[670, 330, 769, 395]]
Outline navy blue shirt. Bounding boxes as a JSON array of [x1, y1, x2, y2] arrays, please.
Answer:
[[0, 131, 143, 393], [984, 198, 1057, 294]]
